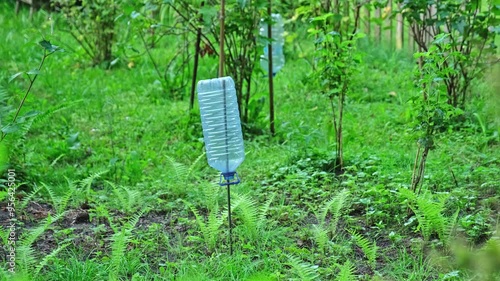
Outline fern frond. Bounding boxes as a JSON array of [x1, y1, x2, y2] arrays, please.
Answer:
[[286, 254, 320, 281], [320, 189, 349, 225], [16, 245, 37, 275], [257, 193, 276, 229], [166, 156, 188, 181], [57, 177, 76, 214], [0, 85, 9, 105], [106, 180, 124, 201], [414, 191, 451, 241], [123, 186, 141, 213], [32, 100, 82, 126], [19, 212, 64, 247], [95, 205, 117, 232], [443, 208, 460, 243], [34, 243, 70, 275], [17, 118, 35, 140], [42, 181, 74, 215], [49, 153, 65, 167], [401, 187, 421, 199], [350, 231, 377, 268], [42, 182, 58, 211], [312, 224, 329, 253], [232, 193, 259, 237], [108, 208, 148, 280], [203, 183, 221, 212], [188, 203, 207, 238], [411, 199, 432, 240], [108, 228, 128, 281], [207, 210, 223, 250], [15, 213, 64, 275], [335, 260, 356, 281], [186, 200, 223, 251], [403, 189, 457, 243], [80, 170, 108, 197], [19, 183, 43, 210], [108, 182, 140, 214], [126, 207, 149, 229], [186, 151, 206, 179]]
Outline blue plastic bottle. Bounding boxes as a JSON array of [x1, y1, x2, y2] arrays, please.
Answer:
[[197, 76, 245, 180], [260, 13, 285, 75]]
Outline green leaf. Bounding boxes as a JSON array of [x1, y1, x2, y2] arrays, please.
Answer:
[[9, 72, 24, 83], [311, 13, 334, 23], [39, 40, 60, 53], [1, 123, 20, 134], [26, 69, 40, 75], [20, 110, 41, 120], [433, 33, 449, 45]]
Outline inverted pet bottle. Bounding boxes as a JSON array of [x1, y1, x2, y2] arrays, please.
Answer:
[[260, 13, 285, 75], [197, 76, 245, 180]]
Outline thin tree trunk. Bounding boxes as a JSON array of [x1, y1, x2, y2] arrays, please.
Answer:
[[375, 7, 381, 44], [386, 0, 393, 48], [364, 6, 370, 37], [396, 2, 403, 50]]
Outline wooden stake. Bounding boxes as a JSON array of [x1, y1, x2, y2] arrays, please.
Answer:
[[190, 2, 204, 110]]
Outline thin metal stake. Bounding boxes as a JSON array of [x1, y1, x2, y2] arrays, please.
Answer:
[[227, 180, 233, 255]]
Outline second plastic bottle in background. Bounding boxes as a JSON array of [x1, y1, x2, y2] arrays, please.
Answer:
[[260, 13, 285, 75]]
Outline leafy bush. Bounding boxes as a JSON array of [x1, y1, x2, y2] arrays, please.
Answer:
[[399, 0, 499, 109], [53, 0, 120, 66]]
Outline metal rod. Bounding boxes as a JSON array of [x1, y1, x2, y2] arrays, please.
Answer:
[[227, 180, 233, 255]]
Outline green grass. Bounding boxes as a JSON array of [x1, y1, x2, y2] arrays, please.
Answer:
[[1, 1, 500, 280]]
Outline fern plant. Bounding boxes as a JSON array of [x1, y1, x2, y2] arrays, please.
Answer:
[[13, 212, 70, 280], [80, 169, 108, 198], [108, 208, 149, 281], [165, 152, 206, 196], [41, 178, 76, 215], [401, 188, 459, 244], [309, 189, 350, 253], [231, 192, 276, 242], [286, 254, 320, 281], [106, 181, 141, 215], [19, 183, 44, 210], [184, 183, 228, 252], [335, 260, 356, 281], [166, 152, 205, 182], [350, 231, 378, 270]]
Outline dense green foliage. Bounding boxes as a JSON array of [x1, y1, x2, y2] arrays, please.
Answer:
[[1, 0, 499, 280]]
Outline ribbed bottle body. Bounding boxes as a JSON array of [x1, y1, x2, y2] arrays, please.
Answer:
[[197, 77, 245, 174], [260, 13, 285, 74]]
